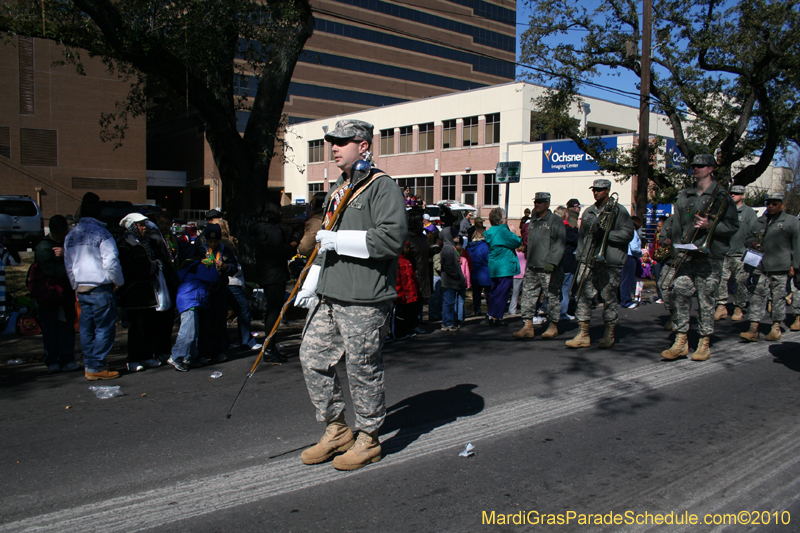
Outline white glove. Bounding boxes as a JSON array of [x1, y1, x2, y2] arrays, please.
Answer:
[[316, 230, 369, 259], [295, 264, 320, 309]]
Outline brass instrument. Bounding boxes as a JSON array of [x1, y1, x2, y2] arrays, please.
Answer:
[[658, 180, 733, 291], [570, 192, 620, 297], [653, 235, 672, 262]]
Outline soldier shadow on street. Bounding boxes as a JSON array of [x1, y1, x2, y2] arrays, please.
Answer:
[[379, 383, 484, 456], [769, 342, 800, 372]]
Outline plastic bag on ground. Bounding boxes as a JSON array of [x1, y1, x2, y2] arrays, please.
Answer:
[[459, 443, 476, 457], [89, 385, 123, 399]]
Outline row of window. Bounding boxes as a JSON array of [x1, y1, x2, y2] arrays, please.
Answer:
[[308, 173, 500, 206], [444, 0, 516, 26], [0, 126, 58, 166], [330, 0, 515, 52]]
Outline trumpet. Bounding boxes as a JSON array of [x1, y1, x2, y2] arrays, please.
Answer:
[[570, 192, 620, 297], [658, 180, 732, 291]]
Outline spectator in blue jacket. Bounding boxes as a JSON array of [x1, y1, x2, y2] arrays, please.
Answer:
[[167, 247, 220, 371], [466, 224, 491, 316]]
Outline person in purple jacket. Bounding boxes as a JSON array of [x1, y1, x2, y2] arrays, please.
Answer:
[[167, 247, 220, 371]]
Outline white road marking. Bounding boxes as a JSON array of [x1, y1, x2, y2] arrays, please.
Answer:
[[2, 333, 795, 532]]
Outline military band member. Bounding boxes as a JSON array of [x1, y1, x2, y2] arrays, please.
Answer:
[[661, 154, 739, 361], [513, 192, 565, 340], [657, 215, 676, 331], [739, 192, 800, 342], [565, 179, 634, 349], [714, 185, 757, 321], [294, 119, 407, 470]]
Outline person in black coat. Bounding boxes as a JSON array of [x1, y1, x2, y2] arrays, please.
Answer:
[[554, 206, 578, 319], [249, 203, 298, 361]]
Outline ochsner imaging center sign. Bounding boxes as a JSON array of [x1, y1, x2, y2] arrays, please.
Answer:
[[542, 138, 617, 173]]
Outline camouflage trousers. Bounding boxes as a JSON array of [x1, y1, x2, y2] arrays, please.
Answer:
[[575, 263, 622, 325], [299, 297, 391, 434], [520, 267, 564, 323], [716, 255, 748, 308], [746, 272, 788, 323], [673, 256, 722, 336]]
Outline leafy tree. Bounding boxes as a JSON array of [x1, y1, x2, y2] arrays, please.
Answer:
[[1, 0, 314, 253], [520, 0, 800, 212]]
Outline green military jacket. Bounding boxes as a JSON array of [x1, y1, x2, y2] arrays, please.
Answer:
[[576, 199, 634, 267], [316, 168, 408, 304], [526, 209, 565, 269], [668, 180, 739, 259], [747, 211, 800, 273], [727, 203, 758, 256]]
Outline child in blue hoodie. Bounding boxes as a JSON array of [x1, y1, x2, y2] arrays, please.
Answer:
[[167, 246, 220, 371]]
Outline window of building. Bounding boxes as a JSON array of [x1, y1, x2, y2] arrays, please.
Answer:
[[442, 175, 456, 200], [308, 140, 324, 163], [485, 113, 500, 144], [588, 126, 597, 136], [399, 126, 413, 153], [20, 128, 57, 166], [0, 126, 10, 159], [396, 176, 434, 205], [484, 173, 499, 205], [462, 174, 478, 205], [19, 37, 34, 116], [463, 116, 479, 147], [530, 112, 548, 142], [442, 119, 456, 149], [380, 129, 395, 155], [309, 182, 325, 198], [600, 128, 610, 135], [418, 122, 434, 151]]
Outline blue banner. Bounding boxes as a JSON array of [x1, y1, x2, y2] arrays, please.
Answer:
[[665, 139, 687, 169], [541, 138, 618, 173]]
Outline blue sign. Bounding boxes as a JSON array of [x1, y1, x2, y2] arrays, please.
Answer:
[[541, 138, 618, 173], [665, 139, 687, 168]]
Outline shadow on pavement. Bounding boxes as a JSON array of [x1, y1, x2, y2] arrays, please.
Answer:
[[380, 383, 483, 456], [770, 342, 800, 372]]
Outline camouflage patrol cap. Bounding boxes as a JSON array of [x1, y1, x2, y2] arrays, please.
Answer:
[[730, 185, 746, 194], [765, 191, 786, 202], [691, 154, 716, 167], [324, 119, 374, 144], [534, 192, 551, 201], [590, 179, 612, 189]]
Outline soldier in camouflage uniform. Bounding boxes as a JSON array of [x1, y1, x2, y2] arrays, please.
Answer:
[[790, 279, 800, 331], [565, 179, 634, 349], [293, 119, 407, 471], [657, 215, 676, 331], [714, 185, 757, 321], [661, 154, 739, 361], [739, 192, 800, 342], [513, 192, 565, 340]]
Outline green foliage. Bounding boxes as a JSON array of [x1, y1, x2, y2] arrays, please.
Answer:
[[519, 0, 800, 201]]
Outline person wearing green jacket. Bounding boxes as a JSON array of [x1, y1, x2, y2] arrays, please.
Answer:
[[294, 119, 407, 472], [483, 207, 521, 325], [739, 192, 800, 342], [566, 179, 634, 349], [714, 185, 757, 321], [513, 192, 565, 340]]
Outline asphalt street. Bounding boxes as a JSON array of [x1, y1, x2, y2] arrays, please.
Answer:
[[2, 300, 800, 532]]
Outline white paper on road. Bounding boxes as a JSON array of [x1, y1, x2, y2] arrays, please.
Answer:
[[743, 248, 763, 267], [673, 243, 698, 250]]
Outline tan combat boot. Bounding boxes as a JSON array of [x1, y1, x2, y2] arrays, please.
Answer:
[[714, 305, 728, 320], [663, 317, 674, 331], [691, 336, 711, 361], [332, 431, 381, 471], [731, 307, 744, 321], [541, 321, 559, 339], [765, 322, 782, 341], [661, 333, 689, 360], [739, 322, 759, 342], [598, 324, 616, 349], [565, 322, 591, 348], [512, 320, 536, 339], [300, 415, 355, 465], [791, 316, 800, 331]]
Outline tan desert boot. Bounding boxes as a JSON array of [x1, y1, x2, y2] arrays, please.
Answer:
[[301, 416, 355, 465], [661, 333, 689, 360], [739, 322, 759, 342], [731, 307, 744, 321], [714, 305, 728, 320], [597, 324, 616, 349], [765, 322, 782, 341], [85, 369, 120, 380], [691, 336, 711, 361], [332, 431, 381, 471], [791, 316, 800, 331], [565, 322, 591, 348], [541, 322, 559, 339], [512, 320, 536, 339], [663, 318, 674, 331]]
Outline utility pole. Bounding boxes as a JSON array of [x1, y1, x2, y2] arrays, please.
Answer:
[[637, 0, 652, 221]]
